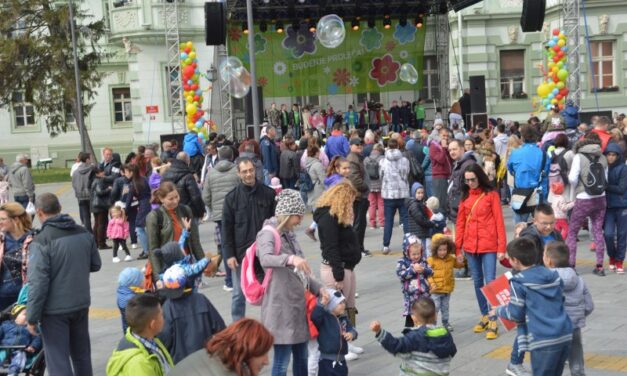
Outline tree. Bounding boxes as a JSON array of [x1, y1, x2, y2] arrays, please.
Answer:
[[0, 0, 111, 161]]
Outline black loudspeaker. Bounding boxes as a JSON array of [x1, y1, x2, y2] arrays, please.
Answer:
[[469, 76, 487, 114], [520, 0, 546, 32], [245, 86, 264, 126], [204, 2, 226, 46]]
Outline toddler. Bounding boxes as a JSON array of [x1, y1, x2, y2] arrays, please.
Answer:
[[544, 241, 594, 376], [116, 267, 145, 334], [427, 234, 463, 332], [370, 297, 457, 376], [406, 183, 436, 255], [550, 182, 575, 240], [426, 196, 447, 236], [270, 177, 283, 195], [311, 289, 358, 376], [305, 291, 320, 376], [0, 173, 9, 204], [107, 206, 132, 263], [0, 305, 42, 376], [396, 234, 432, 328]]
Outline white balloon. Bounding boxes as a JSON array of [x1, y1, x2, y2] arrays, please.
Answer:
[[399, 63, 418, 84], [219, 56, 252, 99], [316, 14, 346, 48]]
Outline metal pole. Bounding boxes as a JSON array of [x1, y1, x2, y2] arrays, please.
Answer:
[[68, 0, 86, 152], [246, 0, 260, 140]]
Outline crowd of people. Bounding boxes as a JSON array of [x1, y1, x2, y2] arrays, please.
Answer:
[[0, 99, 624, 375]]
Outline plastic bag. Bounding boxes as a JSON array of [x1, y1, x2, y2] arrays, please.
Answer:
[[25, 202, 36, 216]]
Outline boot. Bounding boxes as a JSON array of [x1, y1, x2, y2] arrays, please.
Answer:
[[473, 315, 489, 333], [486, 319, 499, 340], [346, 307, 358, 327]]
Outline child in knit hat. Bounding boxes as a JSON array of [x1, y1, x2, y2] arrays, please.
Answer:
[[0, 304, 42, 375], [397, 234, 433, 328], [426, 197, 447, 236], [116, 267, 145, 334], [311, 288, 358, 375]]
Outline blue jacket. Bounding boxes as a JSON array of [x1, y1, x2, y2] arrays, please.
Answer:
[[260, 136, 279, 174], [421, 146, 432, 178], [183, 133, 204, 158], [311, 304, 357, 361], [605, 142, 627, 208], [496, 265, 573, 352], [396, 252, 432, 316], [562, 103, 579, 129], [0, 320, 42, 350], [325, 134, 350, 159], [376, 325, 456, 375], [507, 143, 550, 199]]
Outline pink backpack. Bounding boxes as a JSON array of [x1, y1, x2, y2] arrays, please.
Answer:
[[241, 225, 282, 306]]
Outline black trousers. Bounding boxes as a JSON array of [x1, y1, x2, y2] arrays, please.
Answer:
[[112, 239, 130, 258], [352, 198, 369, 252], [92, 211, 108, 247], [126, 206, 138, 245], [319, 359, 348, 375], [78, 200, 92, 233], [41, 308, 93, 376]]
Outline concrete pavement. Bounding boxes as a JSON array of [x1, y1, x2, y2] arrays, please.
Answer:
[[34, 182, 627, 375]]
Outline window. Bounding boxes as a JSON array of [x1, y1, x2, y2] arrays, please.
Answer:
[[356, 93, 380, 105], [419, 56, 438, 101], [590, 41, 616, 91], [12, 92, 35, 127], [112, 88, 132, 123], [296, 95, 319, 107], [500, 50, 526, 99], [112, 0, 133, 8]]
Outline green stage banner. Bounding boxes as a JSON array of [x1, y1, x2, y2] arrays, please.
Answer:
[[227, 20, 426, 98]]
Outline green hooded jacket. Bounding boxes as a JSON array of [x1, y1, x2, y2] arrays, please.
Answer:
[[106, 328, 174, 376]]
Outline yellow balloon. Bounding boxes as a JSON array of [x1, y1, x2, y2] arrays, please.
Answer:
[[558, 33, 565, 39], [557, 39, 566, 47], [552, 66, 559, 73], [537, 83, 550, 97], [548, 82, 556, 90], [186, 103, 197, 115], [548, 62, 555, 69], [556, 81, 565, 89], [189, 51, 197, 59], [551, 98, 558, 104], [186, 41, 193, 49], [186, 96, 193, 103], [187, 123, 195, 131]]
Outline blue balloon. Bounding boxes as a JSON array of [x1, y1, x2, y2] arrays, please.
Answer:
[[548, 94, 554, 99], [195, 89, 202, 96], [196, 120, 203, 127], [548, 41, 555, 47], [187, 79, 193, 85], [552, 88, 559, 95], [562, 46, 568, 52], [180, 53, 188, 59], [546, 104, 553, 110]]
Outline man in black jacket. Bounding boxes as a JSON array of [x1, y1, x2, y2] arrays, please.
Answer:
[[221, 158, 276, 321], [27, 193, 102, 376], [161, 152, 205, 219]]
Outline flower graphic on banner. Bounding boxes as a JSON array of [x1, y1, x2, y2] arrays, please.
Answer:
[[274, 61, 287, 75], [360, 27, 383, 51], [333, 68, 351, 86], [385, 40, 397, 52], [349, 76, 359, 87], [254, 33, 267, 54], [323, 66, 331, 75], [352, 61, 363, 73], [369, 54, 400, 87], [399, 50, 409, 59], [228, 28, 242, 42], [257, 76, 268, 87], [327, 83, 339, 95], [393, 24, 417, 44], [282, 25, 316, 58]]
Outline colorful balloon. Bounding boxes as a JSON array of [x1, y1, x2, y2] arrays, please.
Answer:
[[316, 14, 346, 48], [399, 63, 419, 85]]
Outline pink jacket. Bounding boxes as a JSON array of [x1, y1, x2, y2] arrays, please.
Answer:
[[551, 196, 575, 219], [107, 218, 129, 240]]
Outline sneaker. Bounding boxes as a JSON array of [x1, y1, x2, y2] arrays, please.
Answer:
[[617, 261, 624, 275], [348, 343, 364, 354], [112, 257, 121, 263], [455, 269, 471, 280], [137, 253, 148, 260], [593, 267, 606, 277], [362, 250, 372, 257], [124, 255, 133, 262], [473, 315, 489, 333], [131, 243, 138, 249], [344, 352, 359, 361], [382, 246, 391, 255], [369, 226, 376, 230], [506, 362, 531, 376], [444, 323, 454, 332], [222, 285, 233, 292], [355, 292, 359, 299], [304, 227, 317, 242], [485, 319, 498, 340]]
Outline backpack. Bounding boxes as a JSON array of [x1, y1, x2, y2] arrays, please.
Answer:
[[407, 153, 425, 184], [548, 149, 569, 186], [580, 153, 607, 196], [298, 168, 314, 192], [365, 157, 380, 180], [241, 225, 282, 306]]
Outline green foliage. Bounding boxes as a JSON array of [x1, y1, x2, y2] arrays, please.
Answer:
[[0, 0, 112, 136], [31, 167, 71, 184]]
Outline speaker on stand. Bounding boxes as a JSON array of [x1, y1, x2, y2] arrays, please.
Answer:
[[204, 2, 227, 46], [520, 0, 546, 32]]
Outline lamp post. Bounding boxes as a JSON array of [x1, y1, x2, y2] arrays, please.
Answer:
[[206, 64, 218, 124], [68, 0, 87, 153], [246, 0, 261, 140]]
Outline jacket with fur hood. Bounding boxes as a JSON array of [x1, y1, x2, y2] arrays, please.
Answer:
[[405, 183, 434, 239], [380, 149, 410, 199], [8, 162, 35, 200], [553, 267, 594, 329]]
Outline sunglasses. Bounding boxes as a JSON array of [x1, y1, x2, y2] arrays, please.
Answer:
[[465, 177, 477, 183]]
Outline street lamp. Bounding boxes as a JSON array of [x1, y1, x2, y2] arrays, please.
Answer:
[[206, 65, 218, 83]]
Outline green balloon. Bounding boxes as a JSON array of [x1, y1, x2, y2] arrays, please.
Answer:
[[557, 69, 568, 81]]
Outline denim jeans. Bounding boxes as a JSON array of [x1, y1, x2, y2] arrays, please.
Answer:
[[13, 195, 29, 209], [126, 206, 138, 245], [78, 200, 92, 233], [510, 335, 525, 365], [383, 198, 408, 247], [530, 342, 571, 376], [464, 252, 497, 316], [424, 175, 433, 198], [569, 328, 585, 376], [432, 293, 450, 325], [512, 210, 530, 226], [604, 207, 627, 262], [230, 264, 246, 321], [272, 342, 308, 376], [135, 226, 148, 255]]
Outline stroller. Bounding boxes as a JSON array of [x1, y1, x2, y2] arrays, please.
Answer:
[[0, 285, 45, 376]]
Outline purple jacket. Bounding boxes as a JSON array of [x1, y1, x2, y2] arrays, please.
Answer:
[[324, 173, 344, 189]]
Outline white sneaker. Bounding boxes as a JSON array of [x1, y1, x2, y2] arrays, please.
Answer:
[[124, 255, 133, 262], [344, 352, 359, 361], [348, 343, 364, 354], [382, 246, 391, 255], [355, 292, 359, 299], [112, 257, 121, 263], [131, 244, 138, 249], [223, 285, 233, 292]]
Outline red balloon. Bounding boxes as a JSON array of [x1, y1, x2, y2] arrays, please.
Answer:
[[556, 94, 563, 100], [192, 63, 197, 69], [193, 95, 200, 101], [558, 103, 564, 110], [183, 65, 195, 78], [553, 76, 559, 83], [191, 84, 199, 91], [561, 88, 569, 96], [553, 45, 561, 52], [552, 29, 560, 36], [557, 51, 564, 58], [184, 47, 191, 54], [553, 56, 560, 63]]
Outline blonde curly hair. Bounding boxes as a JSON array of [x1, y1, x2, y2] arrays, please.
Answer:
[[315, 181, 357, 226]]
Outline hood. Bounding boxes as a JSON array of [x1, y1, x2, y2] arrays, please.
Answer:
[[106, 334, 148, 375], [10, 163, 25, 174], [554, 267, 580, 293], [305, 157, 320, 169], [76, 163, 93, 175], [577, 143, 602, 156], [324, 174, 343, 187], [184, 132, 199, 143], [494, 134, 508, 145], [153, 241, 184, 269], [239, 151, 259, 161], [41, 214, 79, 231], [410, 182, 424, 198], [459, 151, 477, 165], [512, 265, 562, 300], [385, 148, 403, 162], [313, 206, 330, 223], [214, 160, 236, 173], [605, 142, 624, 164]]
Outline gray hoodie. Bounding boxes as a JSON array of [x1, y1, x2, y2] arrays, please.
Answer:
[[202, 160, 240, 221], [493, 134, 508, 158], [71, 163, 93, 201], [305, 156, 325, 207], [380, 149, 410, 199], [8, 162, 34, 200], [553, 267, 594, 329]]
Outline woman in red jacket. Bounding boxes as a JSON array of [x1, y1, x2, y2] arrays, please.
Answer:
[[455, 163, 506, 340]]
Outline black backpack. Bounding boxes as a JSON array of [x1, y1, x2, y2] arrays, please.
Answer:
[[298, 168, 314, 192], [406, 153, 425, 185], [365, 157, 380, 180], [580, 153, 607, 196]]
